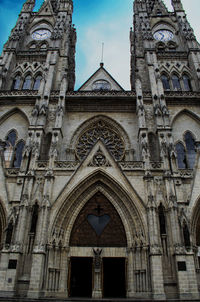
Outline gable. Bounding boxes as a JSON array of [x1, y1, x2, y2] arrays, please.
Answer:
[[79, 64, 124, 91]]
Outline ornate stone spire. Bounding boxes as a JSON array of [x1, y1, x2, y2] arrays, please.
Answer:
[[21, 0, 35, 12], [171, 0, 184, 11]]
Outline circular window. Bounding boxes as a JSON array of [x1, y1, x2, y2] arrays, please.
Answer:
[[93, 80, 111, 91], [153, 30, 174, 42]]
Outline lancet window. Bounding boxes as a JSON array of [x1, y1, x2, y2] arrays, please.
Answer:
[[13, 75, 21, 90], [175, 131, 196, 169], [23, 75, 32, 90], [4, 130, 25, 168], [183, 74, 192, 91], [172, 74, 181, 91], [33, 75, 42, 90], [161, 74, 170, 91]]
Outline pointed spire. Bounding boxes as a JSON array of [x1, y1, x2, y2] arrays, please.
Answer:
[[171, 0, 184, 11], [21, 0, 35, 12]]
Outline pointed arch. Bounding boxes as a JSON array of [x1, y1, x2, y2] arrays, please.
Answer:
[[0, 107, 30, 126], [49, 170, 147, 248], [171, 109, 200, 127], [191, 197, 200, 246]]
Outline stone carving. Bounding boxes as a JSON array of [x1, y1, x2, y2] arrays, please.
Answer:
[[55, 161, 79, 169], [88, 148, 111, 167], [76, 120, 125, 161], [93, 248, 102, 272], [119, 161, 144, 170]]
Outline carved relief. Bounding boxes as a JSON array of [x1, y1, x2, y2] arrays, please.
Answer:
[[88, 148, 111, 167]]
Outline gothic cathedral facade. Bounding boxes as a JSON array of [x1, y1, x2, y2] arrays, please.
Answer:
[[0, 0, 200, 300]]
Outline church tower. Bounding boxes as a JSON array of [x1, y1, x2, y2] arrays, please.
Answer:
[[0, 0, 200, 300]]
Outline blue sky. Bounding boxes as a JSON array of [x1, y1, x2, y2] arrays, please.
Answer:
[[0, 0, 199, 90]]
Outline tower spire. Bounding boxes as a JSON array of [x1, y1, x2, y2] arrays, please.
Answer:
[[21, 0, 35, 12], [171, 0, 184, 11]]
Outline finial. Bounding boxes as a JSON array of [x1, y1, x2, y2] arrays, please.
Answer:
[[100, 42, 104, 67]]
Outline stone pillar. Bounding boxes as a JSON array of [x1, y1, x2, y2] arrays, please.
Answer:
[[28, 252, 46, 298], [58, 247, 69, 297], [147, 195, 166, 300], [127, 249, 135, 297], [92, 249, 102, 298]]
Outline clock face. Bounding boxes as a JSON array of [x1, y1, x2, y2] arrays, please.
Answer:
[[154, 30, 174, 42], [32, 29, 51, 40]]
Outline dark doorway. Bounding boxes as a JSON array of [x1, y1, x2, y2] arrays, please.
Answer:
[[70, 257, 93, 297], [103, 257, 126, 298]]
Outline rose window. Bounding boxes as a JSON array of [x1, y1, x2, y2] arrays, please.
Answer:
[[76, 121, 125, 161]]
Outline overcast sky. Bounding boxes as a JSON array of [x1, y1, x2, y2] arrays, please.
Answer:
[[0, 0, 199, 90]]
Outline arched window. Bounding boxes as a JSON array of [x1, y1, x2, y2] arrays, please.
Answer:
[[33, 75, 42, 90], [183, 223, 190, 247], [176, 142, 187, 169], [184, 132, 196, 169], [92, 80, 111, 91], [183, 74, 192, 91], [4, 130, 24, 168], [148, 132, 160, 161], [158, 204, 167, 235], [13, 141, 25, 168], [12, 75, 21, 90], [4, 130, 17, 168], [161, 75, 170, 90], [23, 75, 32, 90], [172, 74, 181, 91]]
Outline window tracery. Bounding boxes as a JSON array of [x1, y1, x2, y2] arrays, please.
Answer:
[[76, 120, 125, 161], [175, 131, 196, 169], [4, 130, 24, 168]]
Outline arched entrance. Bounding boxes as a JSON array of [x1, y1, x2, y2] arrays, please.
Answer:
[[48, 172, 148, 298], [69, 192, 127, 298]]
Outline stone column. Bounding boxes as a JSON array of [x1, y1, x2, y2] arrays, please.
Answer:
[[92, 249, 103, 298], [127, 248, 135, 297], [147, 195, 166, 300], [58, 247, 69, 297]]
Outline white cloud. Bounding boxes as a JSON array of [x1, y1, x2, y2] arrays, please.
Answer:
[[77, 14, 131, 90], [76, 0, 200, 91]]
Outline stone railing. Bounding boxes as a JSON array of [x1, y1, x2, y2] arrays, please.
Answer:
[[0, 90, 38, 97], [119, 161, 144, 170]]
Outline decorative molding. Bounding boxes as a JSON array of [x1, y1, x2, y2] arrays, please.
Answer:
[[119, 161, 144, 170]]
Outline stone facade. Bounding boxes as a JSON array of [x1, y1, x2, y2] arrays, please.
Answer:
[[0, 0, 200, 300]]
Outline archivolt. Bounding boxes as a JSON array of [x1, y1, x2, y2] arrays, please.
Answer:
[[49, 171, 147, 248], [171, 109, 200, 127], [0, 107, 30, 126]]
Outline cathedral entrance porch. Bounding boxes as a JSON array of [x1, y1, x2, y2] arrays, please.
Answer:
[[69, 257, 93, 298], [103, 257, 126, 298]]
